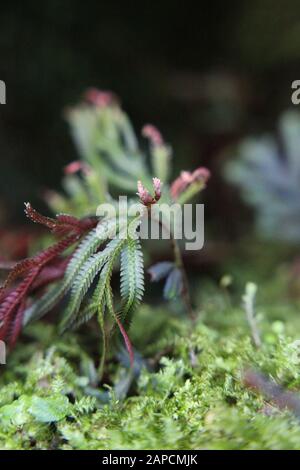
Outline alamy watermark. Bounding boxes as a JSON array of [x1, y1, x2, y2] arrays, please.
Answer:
[[0, 80, 6, 104], [96, 197, 205, 251]]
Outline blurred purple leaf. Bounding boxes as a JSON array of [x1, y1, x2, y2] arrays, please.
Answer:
[[148, 261, 174, 282], [163, 267, 183, 300]]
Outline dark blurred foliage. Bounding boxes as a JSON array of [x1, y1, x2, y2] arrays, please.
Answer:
[[1, 0, 300, 235]]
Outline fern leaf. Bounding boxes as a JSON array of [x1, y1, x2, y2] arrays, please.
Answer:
[[0, 258, 39, 298], [65, 261, 111, 331], [23, 218, 123, 325], [120, 238, 144, 322], [0, 267, 40, 344], [23, 228, 102, 324], [60, 236, 126, 330], [24, 203, 57, 230], [68, 301, 98, 331]]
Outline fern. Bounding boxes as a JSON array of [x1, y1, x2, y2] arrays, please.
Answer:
[[60, 236, 126, 331], [225, 110, 300, 241], [120, 238, 144, 322], [23, 228, 102, 324], [0, 88, 210, 374]]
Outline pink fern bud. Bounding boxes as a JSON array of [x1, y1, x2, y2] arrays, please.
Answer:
[[142, 124, 163, 146], [180, 171, 194, 184], [137, 180, 147, 199], [170, 167, 210, 199], [85, 88, 115, 107], [137, 180, 153, 206], [137, 179, 163, 206], [170, 171, 192, 199], [64, 161, 91, 176], [152, 177, 162, 201], [192, 167, 211, 183]]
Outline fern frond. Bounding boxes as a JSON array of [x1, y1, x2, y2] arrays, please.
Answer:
[[64, 227, 103, 279], [0, 267, 40, 344], [65, 261, 110, 331], [1, 233, 78, 299], [23, 228, 102, 324], [120, 238, 144, 323], [69, 301, 98, 331], [23, 218, 125, 325], [24, 203, 57, 230], [60, 236, 126, 331]]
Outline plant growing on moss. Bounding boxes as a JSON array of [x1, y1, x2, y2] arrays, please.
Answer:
[[0, 89, 209, 375]]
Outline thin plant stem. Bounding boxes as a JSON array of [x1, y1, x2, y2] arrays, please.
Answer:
[[150, 209, 195, 322]]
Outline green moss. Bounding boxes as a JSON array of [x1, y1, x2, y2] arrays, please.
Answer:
[[1, 272, 300, 450]]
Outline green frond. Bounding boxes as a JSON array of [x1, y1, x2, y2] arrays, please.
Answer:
[[60, 236, 126, 331], [151, 144, 172, 184], [65, 228, 102, 279], [62, 174, 91, 210], [24, 218, 126, 326], [67, 300, 98, 331], [68, 236, 130, 376], [101, 166, 138, 192], [120, 238, 144, 323], [23, 227, 104, 325], [66, 260, 111, 331], [23, 283, 65, 326]]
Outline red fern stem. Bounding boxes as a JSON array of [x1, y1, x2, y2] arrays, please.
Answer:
[[24, 203, 57, 230], [115, 315, 134, 368], [7, 299, 26, 347], [0, 233, 78, 299], [0, 267, 40, 343], [30, 257, 70, 291]]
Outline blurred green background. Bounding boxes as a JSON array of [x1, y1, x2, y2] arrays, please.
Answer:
[[1, 0, 300, 233]]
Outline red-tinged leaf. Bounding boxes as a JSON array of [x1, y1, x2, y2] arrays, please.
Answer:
[[0, 267, 40, 342], [25, 203, 98, 236], [0, 258, 39, 299], [0, 236, 77, 344], [0, 205, 98, 346], [114, 315, 134, 368], [30, 258, 69, 291], [33, 233, 79, 266], [76, 216, 99, 232], [54, 215, 97, 236], [56, 214, 84, 228], [24, 203, 57, 230], [7, 299, 26, 347], [0, 234, 77, 300], [0, 259, 19, 270]]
